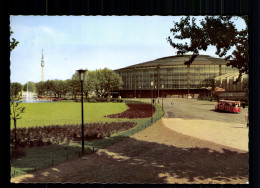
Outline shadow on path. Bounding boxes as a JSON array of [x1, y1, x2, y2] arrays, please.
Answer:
[[14, 137, 248, 184]]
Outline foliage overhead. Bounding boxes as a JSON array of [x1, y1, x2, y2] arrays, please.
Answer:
[[167, 16, 248, 83], [10, 27, 19, 52]]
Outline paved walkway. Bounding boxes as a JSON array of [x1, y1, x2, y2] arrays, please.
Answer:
[[142, 98, 249, 152], [162, 118, 248, 151]]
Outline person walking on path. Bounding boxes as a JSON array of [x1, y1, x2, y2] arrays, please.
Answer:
[[245, 113, 249, 128], [171, 100, 174, 107]]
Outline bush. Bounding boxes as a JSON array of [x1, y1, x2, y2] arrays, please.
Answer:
[[86, 97, 123, 103], [10, 122, 137, 147], [95, 97, 109, 102], [86, 97, 97, 103]]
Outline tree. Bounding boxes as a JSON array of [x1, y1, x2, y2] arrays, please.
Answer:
[[10, 99, 25, 149], [167, 16, 248, 83], [84, 71, 97, 98], [23, 81, 36, 92], [35, 81, 46, 96], [52, 80, 68, 98], [71, 69, 98, 99], [11, 82, 23, 98], [10, 27, 19, 52], [70, 68, 123, 99], [61, 80, 71, 98], [43, 80, 55, 97], [70, 72, 84, 99], [10, 27, 25, 150], [95, 68, 123, 97]]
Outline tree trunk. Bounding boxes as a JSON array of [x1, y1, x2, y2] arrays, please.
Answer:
[[14, 118, 17, 149]]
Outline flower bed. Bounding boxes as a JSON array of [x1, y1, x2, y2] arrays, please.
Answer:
[[11, 122, 137, 148], [107, 103, 155, 118]]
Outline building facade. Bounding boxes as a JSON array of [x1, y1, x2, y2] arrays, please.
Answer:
[[114, 55, 241, 98], [215, 72, 248, 92], [214, 73, 248, 101]]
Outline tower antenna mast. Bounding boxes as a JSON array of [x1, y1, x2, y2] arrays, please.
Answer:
[[41, 49, 45, 82]]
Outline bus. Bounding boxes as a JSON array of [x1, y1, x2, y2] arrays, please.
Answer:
[[215, 100, 241, 113]]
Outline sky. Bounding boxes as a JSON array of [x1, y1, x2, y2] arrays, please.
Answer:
[[10, 16, 246, 85]]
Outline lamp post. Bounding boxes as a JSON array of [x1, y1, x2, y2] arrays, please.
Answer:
[[162, 85, 164, 110], [139, 86, 141, 102], [151, 81, 154, 123], [155, 85, 158, 103], [77, 69, 86, 153]]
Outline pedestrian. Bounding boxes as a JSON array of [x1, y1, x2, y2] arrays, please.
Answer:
[[152, 98, 155, 104], [245, 113, 249, 128], [171, 100, 174, 107]]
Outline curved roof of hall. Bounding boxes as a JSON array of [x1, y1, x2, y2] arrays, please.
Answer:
[[115, 55, 229, 70]]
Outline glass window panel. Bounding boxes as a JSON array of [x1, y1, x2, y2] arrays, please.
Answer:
[[209, 65, 215, 73], [204, 65, 209, 73]]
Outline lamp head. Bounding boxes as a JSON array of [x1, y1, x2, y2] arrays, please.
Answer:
[[76, 69, 87, 81]]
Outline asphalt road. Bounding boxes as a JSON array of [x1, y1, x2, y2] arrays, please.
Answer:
[[142, 98, 248, 125]]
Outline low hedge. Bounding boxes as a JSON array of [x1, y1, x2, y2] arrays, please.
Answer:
[[84, 97, 123, 103]]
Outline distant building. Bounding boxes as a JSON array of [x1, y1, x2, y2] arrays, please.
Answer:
[[214, 73, 248, 101], [114, 55, 244, 98], [215, 73, 248, 92]]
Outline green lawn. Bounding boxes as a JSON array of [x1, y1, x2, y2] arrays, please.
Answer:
[[11, 102, 129, 129]]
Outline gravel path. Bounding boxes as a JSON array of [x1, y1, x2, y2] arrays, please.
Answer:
[[11, 98, 248, 184]]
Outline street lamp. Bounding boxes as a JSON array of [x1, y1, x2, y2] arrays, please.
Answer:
[[139, 86, 141, 102], [155, 85, 158, 103], [76, 69, 87, 153], [151, 81, 154, 123], [162, 85, 164, 110]]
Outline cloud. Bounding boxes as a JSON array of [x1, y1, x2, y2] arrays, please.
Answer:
[[32, 26, 66, 45], [11, 23, 66, 46]]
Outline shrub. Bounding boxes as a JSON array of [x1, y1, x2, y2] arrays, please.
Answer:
[[95, 97, 109, 102], [86, 97, 97, 102], [10, 122, 137, 147]]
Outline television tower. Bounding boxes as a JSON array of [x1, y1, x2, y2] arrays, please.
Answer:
[[41, 49, 45, 82]]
